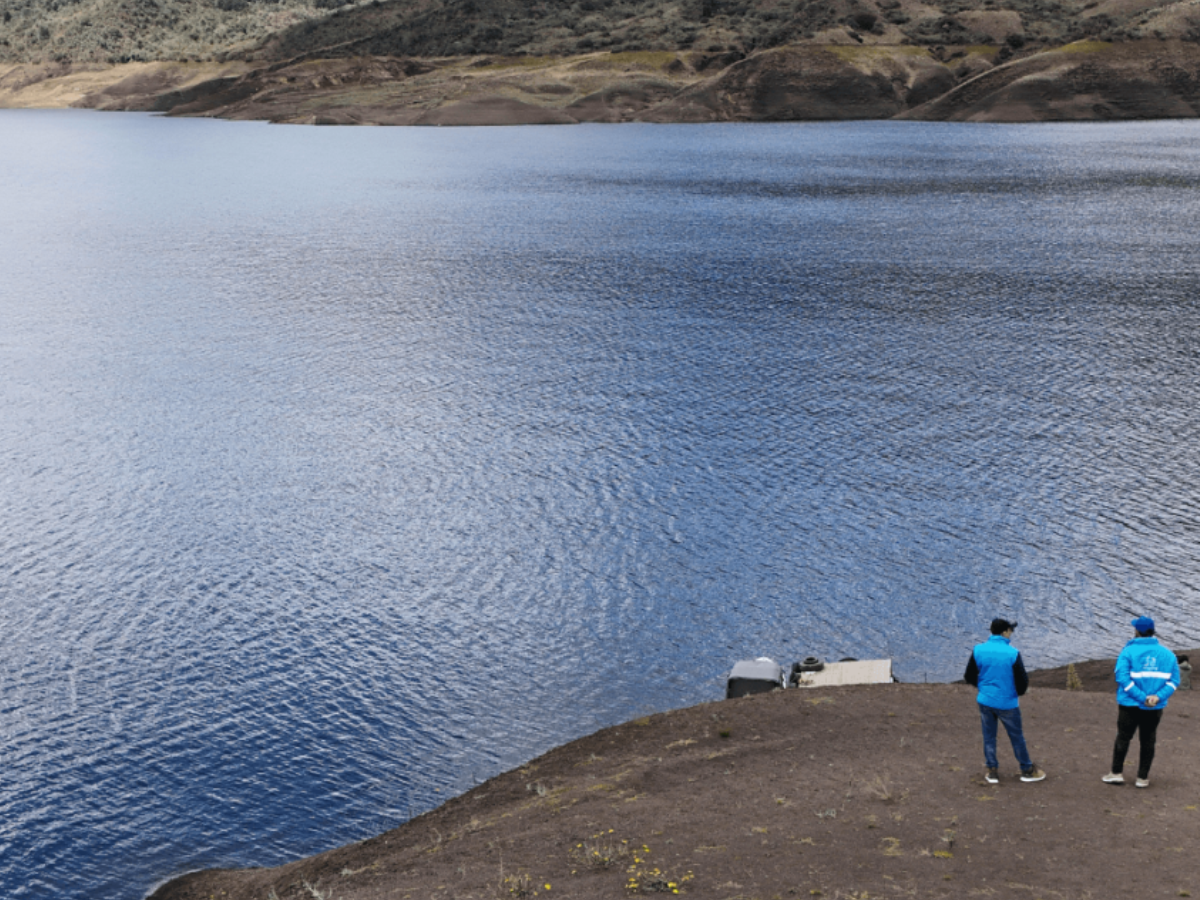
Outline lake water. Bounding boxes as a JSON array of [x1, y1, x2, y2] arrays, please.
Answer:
[[2, 110, 1200, 899]]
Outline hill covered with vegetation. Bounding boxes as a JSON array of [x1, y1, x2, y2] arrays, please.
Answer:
[[2, 0, 1199, 66], [2, 0, 1199, 123]]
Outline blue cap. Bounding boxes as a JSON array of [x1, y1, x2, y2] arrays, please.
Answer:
[[1132, 616, 1155, 633]]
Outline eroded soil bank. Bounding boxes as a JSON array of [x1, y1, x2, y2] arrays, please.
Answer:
[[5, 40, 1200, 124], [150, 650, 1199, 900]]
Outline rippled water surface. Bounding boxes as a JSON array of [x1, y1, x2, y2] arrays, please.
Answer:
[[2, 111, 1200, 898]]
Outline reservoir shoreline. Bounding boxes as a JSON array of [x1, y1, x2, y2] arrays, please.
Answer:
[[150, 648, 1200, 900]]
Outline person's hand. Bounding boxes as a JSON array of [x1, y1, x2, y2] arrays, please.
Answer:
[[1146, 695, 1160, 707]]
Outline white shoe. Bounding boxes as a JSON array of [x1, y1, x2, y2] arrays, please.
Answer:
[[1135, 777, 1150, 788], [1102, 772, 1125, 785]]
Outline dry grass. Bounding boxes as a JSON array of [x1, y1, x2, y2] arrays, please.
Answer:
[[568, 832, 632, 870]]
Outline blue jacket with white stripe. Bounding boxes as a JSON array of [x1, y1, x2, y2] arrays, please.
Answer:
[[1116, 636, 1181, 710]]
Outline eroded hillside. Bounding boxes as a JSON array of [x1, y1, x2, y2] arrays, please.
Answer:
[[2, 0, 1199, 122]]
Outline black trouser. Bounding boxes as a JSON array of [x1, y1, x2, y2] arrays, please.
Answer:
[[1112, 705, 1165, 779]]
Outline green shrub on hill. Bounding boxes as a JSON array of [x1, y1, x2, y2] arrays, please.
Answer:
[[0, 0, 334, 62]]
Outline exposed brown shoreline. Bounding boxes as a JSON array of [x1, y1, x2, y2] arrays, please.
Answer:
[[150, 649, 1198, 900], [4, 40, 1200, 125]]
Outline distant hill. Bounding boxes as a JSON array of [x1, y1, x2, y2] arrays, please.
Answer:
[[3, 0, 1199, 66], [248, 0, 1200, 64], [2, 0, 1199, 123]]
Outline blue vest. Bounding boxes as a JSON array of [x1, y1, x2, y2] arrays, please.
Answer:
[[973, 635, 1021, 710]]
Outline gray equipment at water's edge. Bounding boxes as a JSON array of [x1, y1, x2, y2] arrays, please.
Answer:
[[725, 657, 787, 698]]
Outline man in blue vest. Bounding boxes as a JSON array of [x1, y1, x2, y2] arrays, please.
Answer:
[[964, 618, 1046, 784], [1102, 615, 1181, 788]]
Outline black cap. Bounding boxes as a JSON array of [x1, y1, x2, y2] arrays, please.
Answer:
[[990, 618, 1018, 635]]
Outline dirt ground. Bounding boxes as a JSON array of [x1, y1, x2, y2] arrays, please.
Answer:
[[151, 649, 1199, 900]]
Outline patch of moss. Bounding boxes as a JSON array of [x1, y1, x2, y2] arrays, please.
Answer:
[[569, 50, 682, 71], [827, 44, 935, 61], [1057, 39, 1112, 53]]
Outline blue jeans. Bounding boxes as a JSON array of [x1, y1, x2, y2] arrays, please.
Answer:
[[978, 703, 1034, 771]]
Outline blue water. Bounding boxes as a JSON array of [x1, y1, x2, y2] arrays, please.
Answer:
[[2, 111, 1200, 899]]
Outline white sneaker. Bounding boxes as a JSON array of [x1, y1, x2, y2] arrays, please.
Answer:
[[1135, 777, 1150, 788], [1102, 772, 1125, 785]]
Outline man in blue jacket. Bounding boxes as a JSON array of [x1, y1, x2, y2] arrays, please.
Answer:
[[964, 618, 1046, 784], [1102, 615, 1181, 788]]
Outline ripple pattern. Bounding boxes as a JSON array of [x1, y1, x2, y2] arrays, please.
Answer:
[[1, 113, 1199, 899]]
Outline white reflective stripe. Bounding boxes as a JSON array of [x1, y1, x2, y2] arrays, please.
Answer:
[[1124, 683, 1136, 692], [1130, 671, 1170, 678], [1166, 682, 1178, 690]]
